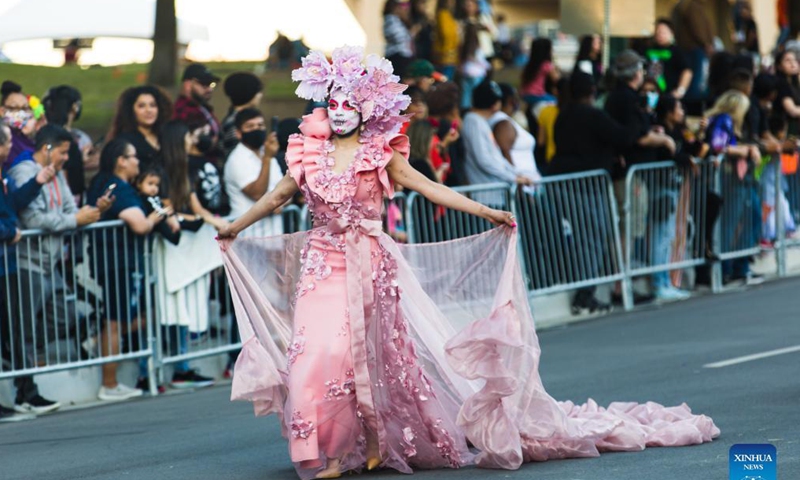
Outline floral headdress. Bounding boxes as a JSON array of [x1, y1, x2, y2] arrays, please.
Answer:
[[291, 45, 411, 138]]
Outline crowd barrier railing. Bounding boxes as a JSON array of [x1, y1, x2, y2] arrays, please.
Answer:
[[5, 164, 800, 389], [712, 157, 762, 290], [513, 170, 627, 301], [405, 183, 513, 243], [622, 161, 714, 297], [0, 220, 156, 391]]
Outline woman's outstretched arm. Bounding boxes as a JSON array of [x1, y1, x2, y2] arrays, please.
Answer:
[[218, 174, 299, 239], [386, 150, 516, 227]]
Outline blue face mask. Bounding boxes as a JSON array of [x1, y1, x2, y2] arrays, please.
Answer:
[[646, 91, 660, 110]]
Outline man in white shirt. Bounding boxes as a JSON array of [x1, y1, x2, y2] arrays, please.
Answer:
[[223, 108, 283, 236]]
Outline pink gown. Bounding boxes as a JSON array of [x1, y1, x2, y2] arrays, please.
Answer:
[[220, 109, 719, 479]]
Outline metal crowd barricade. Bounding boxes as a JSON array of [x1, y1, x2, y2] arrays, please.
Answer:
[[622, 161, 713, 296], [712, 157, 762, 288], [405, 183, 513, 243], [0, 220, 155, 388], [150, 205, 314, 383], [514, 170, 627, 301]]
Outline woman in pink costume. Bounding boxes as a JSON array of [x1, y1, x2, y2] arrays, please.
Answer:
[[217, 47, 719, 480]]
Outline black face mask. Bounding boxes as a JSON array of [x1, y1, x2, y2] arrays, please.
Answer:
[[241, 129, 267, 150], [196, 133, 214, 153]]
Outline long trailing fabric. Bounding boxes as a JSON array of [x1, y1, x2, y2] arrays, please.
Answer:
[[219, 109, 719, 479]]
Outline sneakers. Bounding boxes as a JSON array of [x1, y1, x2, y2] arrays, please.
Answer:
[[170, 369, 215, 389], [98, 383, 144, 402], [0, 404, 35, 423], [135, 377, 166, 395], [571, 293, 612, 316], [14, 395, 61, 415], [744, 273, 765, 286], [655, 286, 691, 301]]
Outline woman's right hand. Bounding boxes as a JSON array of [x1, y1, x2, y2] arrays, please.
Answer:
[[217, 223, 238, 240]]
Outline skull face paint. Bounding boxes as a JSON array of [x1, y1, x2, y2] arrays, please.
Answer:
[[327, 89, 361, 136]]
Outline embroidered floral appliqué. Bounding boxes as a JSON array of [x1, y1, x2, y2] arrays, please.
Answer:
[[291, 410, 316, 442]]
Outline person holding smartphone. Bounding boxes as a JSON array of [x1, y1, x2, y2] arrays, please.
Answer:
[[223, 108, 282, 237]]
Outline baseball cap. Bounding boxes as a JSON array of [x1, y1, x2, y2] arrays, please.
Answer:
[[406, 59, 448, 82], [182, 63, 221, 85]]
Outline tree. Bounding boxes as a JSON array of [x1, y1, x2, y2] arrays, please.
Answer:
[[148, 0, 177, 87]]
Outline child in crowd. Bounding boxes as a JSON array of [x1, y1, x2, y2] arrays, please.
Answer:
[[134, 167, 201, 245]]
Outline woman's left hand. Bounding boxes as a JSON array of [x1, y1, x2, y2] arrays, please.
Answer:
[[485, 209, 517, 227]]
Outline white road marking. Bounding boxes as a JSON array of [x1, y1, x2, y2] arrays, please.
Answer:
[[703, 345, 800, 368]]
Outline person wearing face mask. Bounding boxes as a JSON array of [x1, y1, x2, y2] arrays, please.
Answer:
[[223, 108, 281, 237], [1, 81, 40, 168], [174, 63, 223, 163], [220, 72, 264, 159], [108, 85, 174, 176]]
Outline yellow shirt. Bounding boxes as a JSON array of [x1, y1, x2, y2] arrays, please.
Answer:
[[538, 105, 559, 162], [434, 9, 459, 66]]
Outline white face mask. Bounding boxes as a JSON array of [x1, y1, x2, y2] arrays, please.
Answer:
[[327, 90, 361, 136]]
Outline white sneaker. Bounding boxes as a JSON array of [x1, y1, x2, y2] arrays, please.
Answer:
[[98, 384, 144, 402], [655, 286, 691, 301]]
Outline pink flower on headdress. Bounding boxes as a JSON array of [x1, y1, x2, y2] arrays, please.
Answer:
[[291, 50, 333, 102], [364, 54, 394, 75], [331, 45, 365, 86]]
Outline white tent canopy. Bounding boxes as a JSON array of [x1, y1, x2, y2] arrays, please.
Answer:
[[0, 0, 207, 45]]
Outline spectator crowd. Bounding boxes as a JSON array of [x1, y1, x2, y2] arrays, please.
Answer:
[[1, 0, 800, 422]]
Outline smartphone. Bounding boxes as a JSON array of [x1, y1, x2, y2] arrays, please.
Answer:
[[271, 116, 280, 133], [103, 183, 116, 197]]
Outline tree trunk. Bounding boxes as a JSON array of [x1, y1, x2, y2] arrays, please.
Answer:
[[148, 0, 177, 87]]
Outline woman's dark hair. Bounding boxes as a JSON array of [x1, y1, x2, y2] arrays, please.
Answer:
[[383, 0, 404, 16], [459, 22, 480, 63], [426, 81, 460, 116], [108, 85, 173, 140], [98, 138, 132, 176], [160, 120, 192, 212], [407, 119, 434, 161], [576, 35, 596, 62], [775, 49, 800, 88], [655, 93, 679, 124], [1, 80, 23, 106], [43, 85, 82, 126], [522, 38, 553, 87]]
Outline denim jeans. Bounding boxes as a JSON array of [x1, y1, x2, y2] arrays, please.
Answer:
[[650, 189, 679, 291]]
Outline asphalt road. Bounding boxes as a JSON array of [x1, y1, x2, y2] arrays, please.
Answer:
[[3, 277, 799, 480]]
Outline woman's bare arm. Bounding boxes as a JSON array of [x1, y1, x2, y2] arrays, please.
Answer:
[[386, 150, 515, 226], [219, 174, 299, 238]]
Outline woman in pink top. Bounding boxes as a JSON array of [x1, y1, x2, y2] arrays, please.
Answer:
[[520, 38, 560, 106]]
